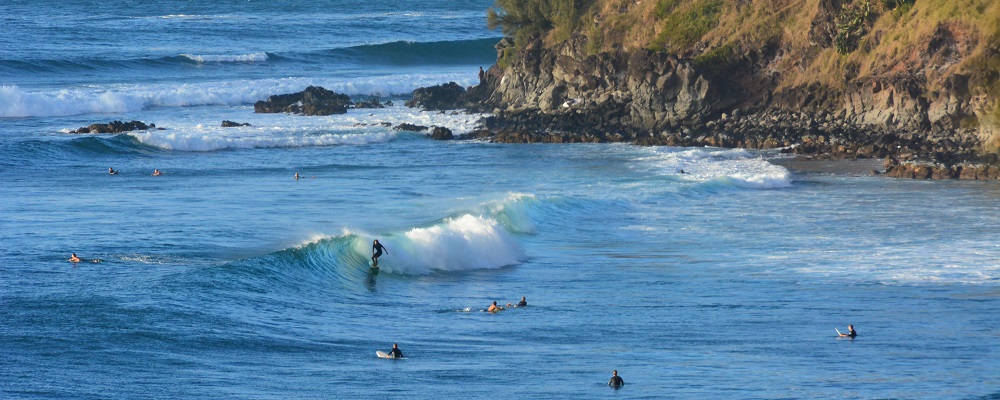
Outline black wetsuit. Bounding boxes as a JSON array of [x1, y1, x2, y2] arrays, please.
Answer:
[[389, 348, 403, 358], [517, 300, 527, 307], [848, 329, 857, 338], [373, 243, 386, 257], [609, 376, 624, 387]]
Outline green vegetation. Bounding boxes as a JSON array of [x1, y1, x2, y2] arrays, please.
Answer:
[[487, 0, 585, 49], [651, 0, 724, 53], [835, 0, 872, 54]]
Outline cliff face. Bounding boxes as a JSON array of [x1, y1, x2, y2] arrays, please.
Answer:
[[447, 0, 1000, 178]]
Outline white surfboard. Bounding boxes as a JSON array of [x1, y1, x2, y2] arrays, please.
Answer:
[[376, 350, 391, 359]]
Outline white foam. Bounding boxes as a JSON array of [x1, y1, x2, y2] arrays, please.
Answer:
[[639, 147, 792, 189], [181, 52, 269, 63], [363, 214, 525, 274], [0, 73, 477, 118], [125, 104, 485, 152]]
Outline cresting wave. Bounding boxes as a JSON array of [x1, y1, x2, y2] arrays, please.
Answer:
[[180, 52, 269, 63], [0, 72, 476, 118], [251, 194, 537, 280]]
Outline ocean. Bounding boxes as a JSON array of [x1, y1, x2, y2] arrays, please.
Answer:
[[2, 1, 999, 398]]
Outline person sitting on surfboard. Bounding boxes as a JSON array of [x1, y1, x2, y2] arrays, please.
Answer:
[[516, 296, 527, 307], [372, 239, 388, 267], [488, 301, 504, 313], [608, 370, 624, 388], [388, 343, 403, 358], [838, 324, 857, 338], [69, 253, 81, 263], [108, 167, 118, 175]]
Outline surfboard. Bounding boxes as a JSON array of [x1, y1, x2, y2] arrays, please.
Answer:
[[836, 328, 842, 336], [376, 351, 391, 359]]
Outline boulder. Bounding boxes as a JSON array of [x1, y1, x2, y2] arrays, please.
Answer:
[[254, 86, 351, 116], [430, 126, 453, 140], [393, 123, 428, 132], [73, 120, 152, 134], [221, 120, 251, 127], [406, 82, 466, 110]]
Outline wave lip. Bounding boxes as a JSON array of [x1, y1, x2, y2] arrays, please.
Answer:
[[180, 52, 269, 63], [391, 214, 526, 274]]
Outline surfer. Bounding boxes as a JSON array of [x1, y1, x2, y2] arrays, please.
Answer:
[[372, 239, 388, 267], [516, 296, 527, 307], [838, 324, 858, 338], [388, 343, 403, 358], [608, 370, 624, 388], [294, 172, 300, 180], [488, 301, 504, 313], [108, 167, 118, 175], [152, 169, 161, 176], [69, 253, 81, 263]]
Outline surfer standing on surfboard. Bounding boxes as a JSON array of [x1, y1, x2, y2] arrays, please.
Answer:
[[372, 239, 388, 267]]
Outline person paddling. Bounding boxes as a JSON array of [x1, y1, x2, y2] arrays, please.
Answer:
[[372, 239, 388, 267], [69, 253, 81, 263]]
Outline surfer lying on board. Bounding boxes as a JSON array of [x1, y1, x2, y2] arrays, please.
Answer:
[[69, 253, 81, 263], [837, 324, 857, 338], [152, 169, 161, 176], [372, 239, 387, 267], [488, 301, 504, 313], [108, 167, 118, 175]]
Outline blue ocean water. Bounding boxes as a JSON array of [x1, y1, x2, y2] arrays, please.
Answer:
[[2, 1, 999, 399]]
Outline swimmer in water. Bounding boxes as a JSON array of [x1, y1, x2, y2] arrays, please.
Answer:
[[108, 167, 118, 175], [516, 296, 527, 307], [152, 169, 161, 176], [69, 253, 81, 263], [294, 172, 300, 180], [488, 301, 504, 313], [608, 370, 624, 388], [372, 239, 388, 267]]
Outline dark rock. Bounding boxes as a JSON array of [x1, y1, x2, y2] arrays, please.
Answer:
[[254, 86, 351, 116], [393, 123, 428, 132], [430, 126, 453, 140], [353, 98, 386, 109], [405, 82, 466, 110], [73, 120, 152, 134], [221, 120, 251, 127]]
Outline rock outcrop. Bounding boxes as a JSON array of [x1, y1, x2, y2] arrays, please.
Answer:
[[73, 120, 153, 134], [221, 120, 251, 127], [254, 86, 351, 116]]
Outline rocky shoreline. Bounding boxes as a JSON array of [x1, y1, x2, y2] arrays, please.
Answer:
[[405, 33, 997, 180]]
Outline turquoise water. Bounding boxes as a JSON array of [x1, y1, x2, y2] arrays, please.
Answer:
[[2, 1, 1000, 398]]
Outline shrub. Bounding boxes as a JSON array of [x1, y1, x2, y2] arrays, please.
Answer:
[[835, 0, 872, 54], [651, 0, 724, 52]]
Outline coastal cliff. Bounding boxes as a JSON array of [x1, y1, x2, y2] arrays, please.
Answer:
[[414, 0, 1000, 179]]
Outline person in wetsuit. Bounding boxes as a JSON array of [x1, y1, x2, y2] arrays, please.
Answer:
[[388, 343, 403, 358], [516, 296, 527, 307], [839, 324, 858, 338], [372, 239, 388, 267], [608, 370, 624, 388], [108, 167, 118, 175]]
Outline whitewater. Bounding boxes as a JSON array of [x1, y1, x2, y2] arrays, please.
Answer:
[[2, 0, 999, 398]]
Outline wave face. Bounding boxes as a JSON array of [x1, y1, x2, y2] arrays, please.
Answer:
[[239, 195, 534, 284]]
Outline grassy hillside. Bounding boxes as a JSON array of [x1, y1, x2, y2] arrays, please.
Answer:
[[487, 0, 1000, 141]]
